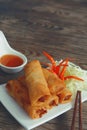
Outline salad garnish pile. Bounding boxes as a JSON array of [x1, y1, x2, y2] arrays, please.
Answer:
[[43, 51, 87, 97]]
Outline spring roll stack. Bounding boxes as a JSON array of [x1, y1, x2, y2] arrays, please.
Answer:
[[42, 68, 72, 104], [6, 60, 72, 119]]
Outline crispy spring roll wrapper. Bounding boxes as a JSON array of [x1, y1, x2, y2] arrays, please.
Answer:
[[6, 80, 47, 119], [25, 105, 47, 119], [26, 96, 59, 119], [6, 80, 30, 108], [25, 95, 59, 119], [24, 60, 51, 106], [18, 76, 59, 109], [18, 76, 26, 86], [58, 88, 72, 104], [6, 79, 59, 119], [17, 76, 59, 108], [47, 95, 59, 109], [18, 76, 59, 107], [43, 68, 66, 95]]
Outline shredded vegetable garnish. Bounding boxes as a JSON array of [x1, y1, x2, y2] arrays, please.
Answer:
[[43, 51, 83, 82], [43, 51, 87, 97]]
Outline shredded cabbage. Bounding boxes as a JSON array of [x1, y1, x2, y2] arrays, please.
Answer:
[[56, 60, 87, 97]]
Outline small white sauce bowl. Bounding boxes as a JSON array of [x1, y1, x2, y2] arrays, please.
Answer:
[[0, 31, 27, 73]]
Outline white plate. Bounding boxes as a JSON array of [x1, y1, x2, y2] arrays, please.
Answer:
[[0, 84, 87, 130]]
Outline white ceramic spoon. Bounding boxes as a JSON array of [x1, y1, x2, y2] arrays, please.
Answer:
[[0, 31, 27, 73]]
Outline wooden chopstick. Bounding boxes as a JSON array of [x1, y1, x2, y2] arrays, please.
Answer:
[[71, 90, 83, 130], [78, 91, 82, 130]]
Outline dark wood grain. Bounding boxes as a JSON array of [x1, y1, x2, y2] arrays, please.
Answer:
[[0, 0, 87, 130]]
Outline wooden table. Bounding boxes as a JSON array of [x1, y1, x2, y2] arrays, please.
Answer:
[[0, 0, 87, 130]]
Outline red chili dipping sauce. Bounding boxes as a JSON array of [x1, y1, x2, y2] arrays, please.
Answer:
[[0, 54, 23, 67]]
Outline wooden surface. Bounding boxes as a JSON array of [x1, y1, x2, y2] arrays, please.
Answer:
[[0, 0, 87, 130]]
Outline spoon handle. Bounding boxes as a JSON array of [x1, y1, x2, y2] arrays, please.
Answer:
[[0, 31, 11, 49]]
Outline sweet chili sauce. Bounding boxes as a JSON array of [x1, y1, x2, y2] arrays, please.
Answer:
[[0, 54, 23, 67]]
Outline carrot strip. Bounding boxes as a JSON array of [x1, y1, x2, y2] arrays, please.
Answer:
[[55, 63, 67, 75], [64, 76, 84, 81], [43, 51, 56, 67], [59, 58, 69, 80], [55, 65, 60, 75], [54, 59, 67, 75]]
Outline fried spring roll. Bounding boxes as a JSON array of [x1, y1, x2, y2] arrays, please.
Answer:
[[6, 78, 58, 119], [25, 105, 47, 119], [18, 76, 26, 86], [43, 68, 66, 95], [6, 59, 71, 119], [18, 75, 59, 106], [6, 80, 29, 108], [25, 95, 58, 119], [25, 95, 59, 119], [24, 60, 50, 106], [47, 95, 59, 109], [6, 79, 47, 119], [58, 88, 72, 103]]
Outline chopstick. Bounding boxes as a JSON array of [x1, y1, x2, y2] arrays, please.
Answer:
[[71, 90, 83, 130], [78, 91, 83, 130]]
